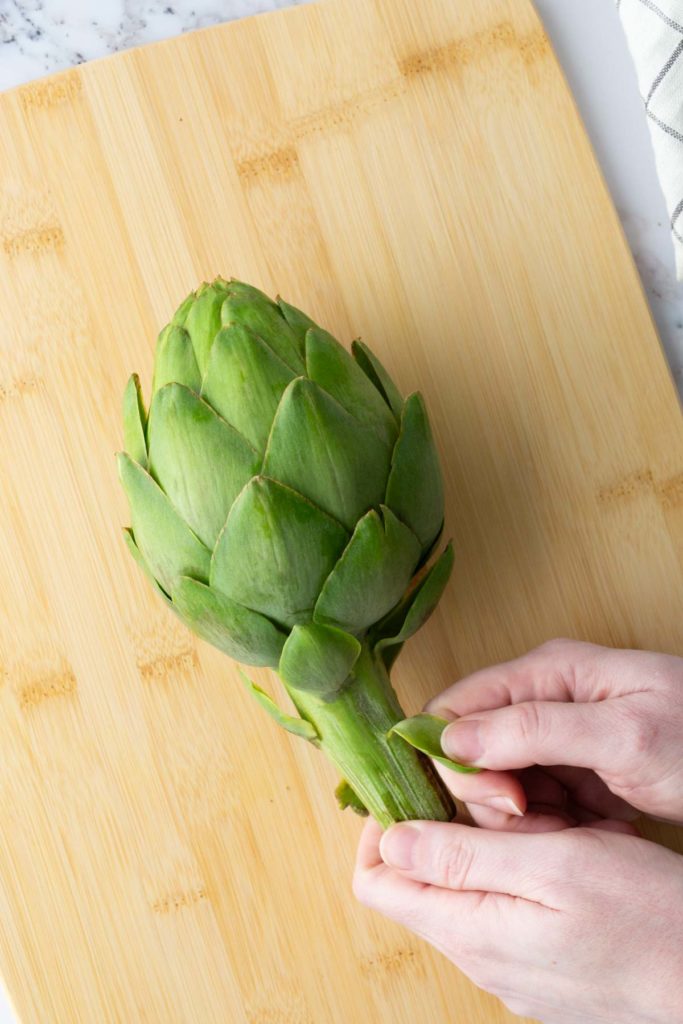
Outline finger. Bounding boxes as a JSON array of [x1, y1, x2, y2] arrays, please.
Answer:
[[466, 804, 576, 832], [355, 817, 385, 871], [588, 819, 640, 836], [440, 699, 618, 774], [378, 820, 560, 903], [431, 761, 574, 831], [353, 820, 509, 944], [432, 761, 527, 817], [424, 639, 610, 718], [542, 765, 639, 821]]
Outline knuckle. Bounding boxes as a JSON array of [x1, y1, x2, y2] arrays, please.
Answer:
[[617, 702, 659, 755], [512, 701, 548, 747], [433, 837, 476, 890], [536, 637, 574, 655]]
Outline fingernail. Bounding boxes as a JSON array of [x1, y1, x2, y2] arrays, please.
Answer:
[[485, 795, 525, 817], [423, 700, 457, 721], [442, 719, 484, 763], [380, 823, 421, 870]]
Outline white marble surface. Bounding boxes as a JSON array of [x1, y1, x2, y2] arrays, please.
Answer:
[[0, 0, 681, 1020]]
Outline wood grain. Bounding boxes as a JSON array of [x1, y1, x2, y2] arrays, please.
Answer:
[[0, 0, 681, 1020]]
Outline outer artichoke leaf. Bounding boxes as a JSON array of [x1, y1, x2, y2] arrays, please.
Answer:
[[171, 576, 286, 668], [262, 378, 391, 531], [117, 452, 211, 594], [335, 779, 369, 816], [122, 527, 172, 608], [171, 291, 195, 327], [385, 392, 444, 553], [374, 542, 454, 669], [314, 506, 421, 634], [152, 324, 202, 394], [221, 285, 305, 374], [183, 280, 230, 376], [201, 324, 295, 453], [148, 382, 260, 549], [279, 623, 361, 701], [351, 339, 404, 418], [225, 279, 275, 305], [122, 373, 148, 469], [388, 714, 481, 774], [211, 477, 348, 629], [240, 670, 319, 743], [305, 328, 398, 447], [277, 296, 318, 346]]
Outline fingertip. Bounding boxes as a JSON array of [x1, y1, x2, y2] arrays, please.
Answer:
[[431, 760, 527, 815], [422, 697, 457, 720], [467, 804, 576, 833], [355, 817, 384, 870]]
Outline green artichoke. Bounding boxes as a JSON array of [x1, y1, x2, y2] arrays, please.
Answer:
[[118, 278, 457, 826]]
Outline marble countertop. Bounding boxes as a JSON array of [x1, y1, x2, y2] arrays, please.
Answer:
[[1, 0, 683, 393]]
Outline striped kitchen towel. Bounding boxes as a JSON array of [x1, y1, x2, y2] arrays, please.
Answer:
[[617, 0, 683, 278]]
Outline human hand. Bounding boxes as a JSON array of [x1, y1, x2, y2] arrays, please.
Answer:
[[423, 639, 683, 831], [353, 818, 683, 1023]]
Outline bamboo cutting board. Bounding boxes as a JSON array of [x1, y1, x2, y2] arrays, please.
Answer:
[[0, 0, 682, 1021]]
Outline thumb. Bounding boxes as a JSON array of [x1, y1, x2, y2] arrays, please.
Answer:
[[441, 699, 618, 773], [379, 820, 556, 900]]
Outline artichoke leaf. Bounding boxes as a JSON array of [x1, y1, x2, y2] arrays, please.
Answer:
[[222, 283, 305, 373], [277, 295, 319, 345], [148, 382, 260, 549], [351, 339, 404, 419], [152, 324, 202, 394], [172, 576, 287, 668], [240, 670, 319, 743], [117, 451, 211, 594], [122, 528, 173, 608], [182, 280, 230, 376], [314, 506, 421, 634], [335, 779, 369, 816], [211, 477, 348, 629], [122, 373, 148, 469], [385, 392, 444, 553], [170, 291, 196, 327], [201, 324, 295, 453], [374, 542, 454, 669], [305, 327, 397, 446], [389, 713, 480, 774], [279, 623, 361, 701], [263, 377, 391, 531]]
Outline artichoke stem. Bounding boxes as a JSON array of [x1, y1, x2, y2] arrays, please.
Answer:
[[286, 643, 455, 828]]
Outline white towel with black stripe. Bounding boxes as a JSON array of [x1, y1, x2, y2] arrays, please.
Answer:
[[617, 0, 683, 278]]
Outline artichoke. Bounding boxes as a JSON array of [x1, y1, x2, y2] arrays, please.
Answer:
[[118, 278, 457, 826]]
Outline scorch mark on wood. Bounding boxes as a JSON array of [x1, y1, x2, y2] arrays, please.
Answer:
[[18, 667, 77, 709], [598, 469, 654, 503], [150, 886, 208, 914], [359, 946, 423, 975], [19, 71, 81, 111], [235, 78, 406, 182], [598, 469, 683, 508], [2, 225, 64, 258], [398, 23, 549, 77], [0, 376, 41, 401], [657, 473, 683, 508], [136, 646, 197, 682], [237, 146, 300, 181]]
